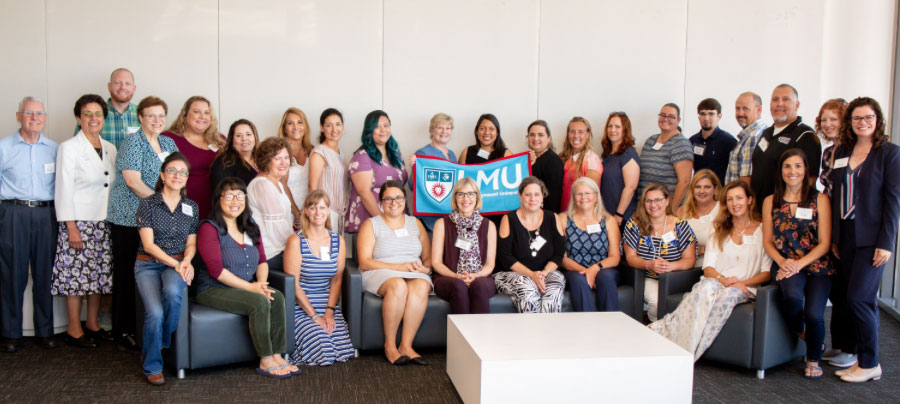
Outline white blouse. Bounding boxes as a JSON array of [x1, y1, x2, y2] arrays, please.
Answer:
[[701, 226, 772, 296], [247, 177, 293, 259], [687, 202, 719, 249], [286, 159, 308, 208]]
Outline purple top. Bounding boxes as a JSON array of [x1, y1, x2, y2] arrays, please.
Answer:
[[161, 132, 220, 220], [345, 149, 408, 233]]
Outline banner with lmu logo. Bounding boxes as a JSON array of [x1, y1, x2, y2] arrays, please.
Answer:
[[411, 152, 531, 216]]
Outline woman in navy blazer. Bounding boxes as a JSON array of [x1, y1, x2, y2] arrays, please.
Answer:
[[829, 97, 900, 383]]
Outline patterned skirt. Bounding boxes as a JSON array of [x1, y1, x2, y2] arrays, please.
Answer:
[[51, 220, 113, 296]]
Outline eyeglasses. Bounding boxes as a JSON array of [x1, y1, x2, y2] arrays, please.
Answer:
[[644, 197, 667, 205], [658, 114, 678, 121], [382, 196, 406, 204], [164, 168, 189, 177], [20, 110, 47, 118], [456, 191, 477, 199], [81, 111, 105, 118], [221, 193, 246, 201], [851, 115, 876, 124]]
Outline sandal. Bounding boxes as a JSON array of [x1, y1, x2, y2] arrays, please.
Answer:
[[256, 366, 292, 379], [280, 362, 301, 375], [805, 364, 823, 380]]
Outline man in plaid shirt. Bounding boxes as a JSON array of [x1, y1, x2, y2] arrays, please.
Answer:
[[74, 68, 139, 149], [724, 92, 767, 185]]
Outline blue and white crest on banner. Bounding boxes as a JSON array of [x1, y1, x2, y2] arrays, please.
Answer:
[[424, 168, 456, 203]]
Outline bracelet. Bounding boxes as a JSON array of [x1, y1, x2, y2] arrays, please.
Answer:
[[717, 275, 724, 281], [309, 313, 321, 320], [325, 306, 337, 312], [615, 211, 624, 217]]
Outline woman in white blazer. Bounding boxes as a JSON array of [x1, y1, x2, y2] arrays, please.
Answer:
[[51, 94, 118, 348]]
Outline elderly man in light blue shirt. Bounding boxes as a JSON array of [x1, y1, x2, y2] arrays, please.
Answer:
[[0, 96, 59, 352]]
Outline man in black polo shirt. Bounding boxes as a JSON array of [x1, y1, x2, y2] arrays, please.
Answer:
[[750, 84, 820, 211], [689, 98, 736, 183]]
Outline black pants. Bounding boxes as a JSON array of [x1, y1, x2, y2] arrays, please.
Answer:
[[839, 219, 884, 368], [110, 223, 140, 337], [0, 203, 57, 338]]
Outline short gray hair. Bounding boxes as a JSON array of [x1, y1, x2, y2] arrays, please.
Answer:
[[739, 91, 762, 107], [17, 96, 44, 113], [775, 83, 799, 100]]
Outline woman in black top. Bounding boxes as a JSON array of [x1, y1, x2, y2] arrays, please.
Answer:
[[210, 119, 259, 191], [527, 120, 564, 213], [458, 113, 512, 164], [495, 177, 566, 313]]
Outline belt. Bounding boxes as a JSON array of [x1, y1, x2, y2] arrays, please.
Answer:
[[136, 253, 185, 263], [2, 199, 54, 208]]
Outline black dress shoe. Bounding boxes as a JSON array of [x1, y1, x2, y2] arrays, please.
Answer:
[[83, 326, 114, 342], [36, 336, 60, 349], [117, 334, 139, 352], [409, 356, 429, 366], [389, 355, 411, 366], [1, 338, 23, 353], [64, 333, 97, 348]]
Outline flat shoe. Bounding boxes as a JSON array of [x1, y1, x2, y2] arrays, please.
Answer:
[[64, 333, 97, 348], [409, 356, 429, 366], [840, 365, 882, 383], [389, 355, 410, 366], [0, 338, 22, 353], [146, 373, 166, 386], [83, 325, 114, 342], [36, 336, 59, 349], [280, 362, 301, 375], [256, 366, 292, 379]]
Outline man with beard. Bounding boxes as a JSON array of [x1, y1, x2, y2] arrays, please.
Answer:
[[724, 92, 768, 185], [75, 68, 139, 148], [689, 98, 736, 183], [750, 84, 820, 211]]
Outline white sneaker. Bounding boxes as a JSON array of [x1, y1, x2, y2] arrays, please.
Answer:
[[821, 349, 842, 361], [829, 353, 858, 367]]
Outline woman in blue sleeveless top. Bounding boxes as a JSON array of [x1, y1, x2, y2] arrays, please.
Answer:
[[196, 177, 295, 379], [283, 190, 354, 366], [561, 177, 622, 311]]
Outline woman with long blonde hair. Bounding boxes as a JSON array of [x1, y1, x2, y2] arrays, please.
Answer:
[[676, 169, 721, 257], [559, 117, 602, 211]]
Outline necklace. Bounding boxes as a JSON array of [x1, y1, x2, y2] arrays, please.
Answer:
[[650, 216, 668, 259], [524, 211, 544, 257]]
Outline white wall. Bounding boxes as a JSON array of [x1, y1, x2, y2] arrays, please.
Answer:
[[1, 0, 895, 160]]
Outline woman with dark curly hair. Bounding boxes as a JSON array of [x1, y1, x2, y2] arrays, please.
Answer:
[[248, 137, 296, 272]]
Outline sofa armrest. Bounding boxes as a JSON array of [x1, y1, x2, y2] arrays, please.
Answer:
[[656, 268, 703, 318], [267, 270, 296, 353], [751, 283, 804, 369], [619, 265, 644, 322], [343, 259, 363, 349]]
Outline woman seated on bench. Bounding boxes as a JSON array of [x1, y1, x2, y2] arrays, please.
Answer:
[[649, 181, 771, 360], [431, 177, 497, 314], [356, 180, 432, 366], [196, 177, 296, 378]]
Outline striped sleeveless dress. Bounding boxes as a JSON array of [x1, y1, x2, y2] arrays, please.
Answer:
[[289, 231, 354, 366]]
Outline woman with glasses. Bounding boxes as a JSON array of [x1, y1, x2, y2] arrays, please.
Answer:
[[495, 177, 567, 313], [526, 120, 564, 213], [210, 119, 259, 190], [356, 180, 432, 366], [623, 183, 697, 322], [106, 96, 179, 351], [247, 138, 296, 272], [52, 94, 117, 348], [762, 148, 832, 380], [346, 110, 408, 234], [561, 177, 621, 312], [638, 104, 693, 210], [600, 112, 640, 226], [134, 152, 198, 385], [560, 117, 602, 211], [829, 97, 900, 382], [196, 178, 296, 379], [430, 177, 497, 314]]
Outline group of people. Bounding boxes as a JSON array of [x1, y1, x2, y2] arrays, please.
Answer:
[[1, 68, 897, 386]]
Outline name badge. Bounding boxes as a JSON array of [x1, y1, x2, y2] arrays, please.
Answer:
[[181, 203, 194, 216], [79, 153, 92, 162], [652, 143, 664, 151], [319, 246, 330, 261], [127, 126, 140, 135], [794, 207, 813, 220], [208, 144, 219, 152], [158, 152, 171, 162], [742, 235, 757, 244], [758, 139, 768, 152], [44, 163, 55, 174], [661, 231, 676, 243], [693, 145, 705, 156], [476, 149, 490, 159], [777, 136, 791, 145], [530, 235, 547, 251], [455, 237, 473, 251], [833, 157, 849, 169], [394, 228, 409, 237], [586, 223, 602, 234]]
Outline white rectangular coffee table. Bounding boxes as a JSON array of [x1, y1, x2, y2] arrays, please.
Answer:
[[446, 312, 692, 404]]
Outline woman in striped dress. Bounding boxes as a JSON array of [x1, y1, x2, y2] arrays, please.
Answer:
[[283, 190, 354, 366]]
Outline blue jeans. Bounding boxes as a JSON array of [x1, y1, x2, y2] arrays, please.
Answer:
[[778, 272, 831, 362], [134, 260, 186, 376]]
